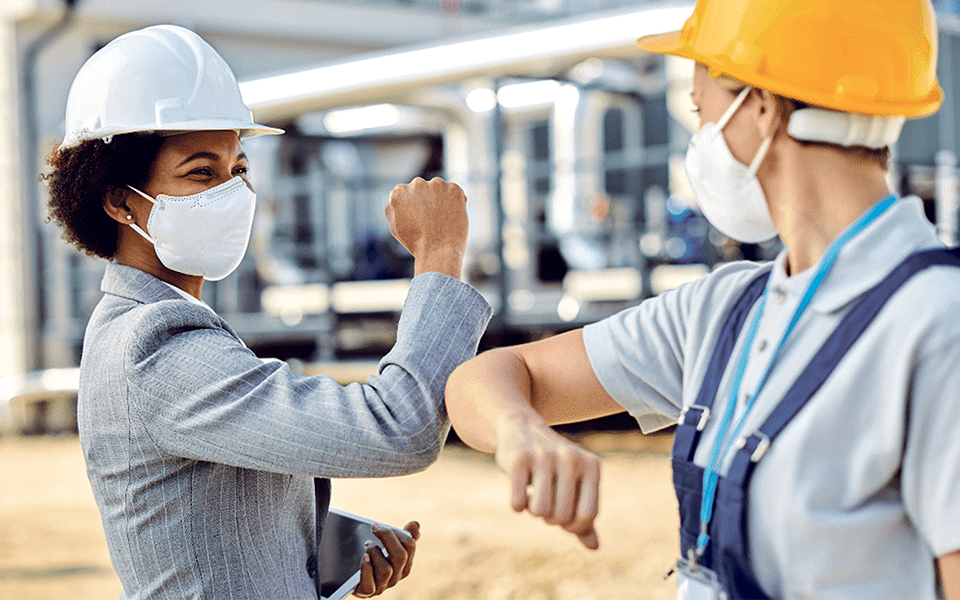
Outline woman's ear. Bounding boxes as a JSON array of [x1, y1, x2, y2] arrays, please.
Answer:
[[753, 89, 785, 139], [102, 187, 133, 224]]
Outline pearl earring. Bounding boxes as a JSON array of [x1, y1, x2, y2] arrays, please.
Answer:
[[126, 215, 133, 221]]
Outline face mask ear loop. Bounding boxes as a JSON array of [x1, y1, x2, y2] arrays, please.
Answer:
[[716, 86, 753, 131], [126, 184, 156, 204], [124, 185, 157, 244], [747, 135, 774, 178]]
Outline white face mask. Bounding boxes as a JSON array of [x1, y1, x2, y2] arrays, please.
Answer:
[[126, 176, 256, 281], [684, 86, 778, 244]]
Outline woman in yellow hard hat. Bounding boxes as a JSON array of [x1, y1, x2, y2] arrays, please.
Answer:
[[44, 24, 491, 599], [444, 0, 960, 597]]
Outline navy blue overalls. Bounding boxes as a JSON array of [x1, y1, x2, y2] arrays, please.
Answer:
[[671, 247, 960, 599]]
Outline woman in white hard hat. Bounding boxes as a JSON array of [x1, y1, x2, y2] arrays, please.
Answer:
[[445, 0, 960, 598], [44, 25, 491, 599]]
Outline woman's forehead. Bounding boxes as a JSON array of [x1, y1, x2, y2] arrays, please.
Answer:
[[692, 63, 719, 92], [156, 130, 244, 163]]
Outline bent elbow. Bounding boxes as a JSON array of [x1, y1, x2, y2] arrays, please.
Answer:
[[396, 421, 450, 474]]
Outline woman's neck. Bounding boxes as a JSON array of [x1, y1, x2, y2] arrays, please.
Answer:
[[760, 142, 892, 276], [114, 226, 205, 300]]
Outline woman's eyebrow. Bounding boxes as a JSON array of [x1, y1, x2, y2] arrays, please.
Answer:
[[176, 151, 247, 167], [177, 151, 221, 167]]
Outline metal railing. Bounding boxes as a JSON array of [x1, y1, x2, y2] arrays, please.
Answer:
[[338, 0, 690, 21]]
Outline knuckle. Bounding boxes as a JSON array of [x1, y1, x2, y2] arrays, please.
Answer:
[[584, 454, 601, 475], [532, 446, 556, 464], [506, 449, 533, 472], [556, 447, 578, 468], [391, 547, 409, 566]]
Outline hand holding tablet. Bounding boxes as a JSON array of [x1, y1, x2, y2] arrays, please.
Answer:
[[319, 509, 420, 600]]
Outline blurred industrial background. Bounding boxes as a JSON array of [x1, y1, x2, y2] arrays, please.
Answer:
[[1, 2, 960, 598], [2, 0, 960, 434]]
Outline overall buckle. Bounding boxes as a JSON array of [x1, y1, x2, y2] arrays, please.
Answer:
[[678, 404, 711, 431], [735, 432, 771, 463]]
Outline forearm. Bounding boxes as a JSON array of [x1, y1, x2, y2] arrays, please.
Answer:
[[445, 348, 544, 454], [133, 273, 491, 477], [940, 550, 960, 598], [445, 332, 611, 550], [446, 329, 623, 453]]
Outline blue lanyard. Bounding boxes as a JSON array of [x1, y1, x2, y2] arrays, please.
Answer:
[[696, 195, 898, 556]]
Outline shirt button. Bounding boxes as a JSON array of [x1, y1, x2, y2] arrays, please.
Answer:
[[757, 340, 768, 352], [306, 555, 318, 579], [771, 288, 786, 304]]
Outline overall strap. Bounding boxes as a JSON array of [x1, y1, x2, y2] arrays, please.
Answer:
[[727, 247, 960, 485], [673, 271, 771, 462], [710, 247, 960, 600]]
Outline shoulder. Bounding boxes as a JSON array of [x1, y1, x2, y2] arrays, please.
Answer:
[[887, 261, 960, 349], [583, 259, 770, 369], [594, 259, 770, 333], [87, 290, 227, 363], [683, 259, 770, 302]]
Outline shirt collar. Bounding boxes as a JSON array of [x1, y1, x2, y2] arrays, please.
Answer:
[[101, 262, 212, 311], [765, 196, 943, 314], [161, 280, 210, 309]]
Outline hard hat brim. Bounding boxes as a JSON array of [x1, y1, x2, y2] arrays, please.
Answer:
[[637, 30, 686, 58], [60, 121, 284, 150]]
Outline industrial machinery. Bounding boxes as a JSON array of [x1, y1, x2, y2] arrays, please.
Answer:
[[31, 4, 960, 365]]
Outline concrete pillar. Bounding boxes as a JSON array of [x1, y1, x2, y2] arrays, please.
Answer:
[[937, 150, 960, 246], [0, 20, 28, 378]]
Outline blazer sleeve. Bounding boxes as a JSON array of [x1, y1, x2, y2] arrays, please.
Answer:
[[120, 272, 492, 478]]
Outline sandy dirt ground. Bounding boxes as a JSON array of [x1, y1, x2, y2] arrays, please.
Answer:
[[0, 432, 679, 600]]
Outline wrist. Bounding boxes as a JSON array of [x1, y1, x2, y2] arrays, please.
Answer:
[[495, 409, 553, 442], [413, 246, 464, 280]]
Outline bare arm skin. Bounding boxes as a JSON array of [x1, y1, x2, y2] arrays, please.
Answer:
[[941, 550, 960, 599], [445, 329, 625, 549]]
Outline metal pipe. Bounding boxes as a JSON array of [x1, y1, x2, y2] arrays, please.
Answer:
[[239, 2, 693, 123], [22, 0, 79, 369], [937, 150, 959, 245]]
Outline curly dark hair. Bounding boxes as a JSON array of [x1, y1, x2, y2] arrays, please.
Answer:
[[43, 133, 166, 259]]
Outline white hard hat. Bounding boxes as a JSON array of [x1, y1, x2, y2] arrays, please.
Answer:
[[61, 24, 283, 148]]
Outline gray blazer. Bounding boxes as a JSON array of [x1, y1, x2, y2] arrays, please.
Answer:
[[78, 263, 492, 599]]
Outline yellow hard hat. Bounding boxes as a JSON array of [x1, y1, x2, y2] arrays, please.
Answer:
[[638, 0, 943, 118]]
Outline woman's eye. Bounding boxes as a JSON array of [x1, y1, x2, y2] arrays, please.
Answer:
[[233, 166, 249, 176], [190, 167, 213, 177]]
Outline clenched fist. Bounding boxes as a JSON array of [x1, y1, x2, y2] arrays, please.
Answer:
[[385, 177, 468, 279]]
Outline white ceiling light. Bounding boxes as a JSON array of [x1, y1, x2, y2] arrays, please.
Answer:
[[496, 79, 562, 109], [465, 88, 498, 113], [323, 104, 401, 134]]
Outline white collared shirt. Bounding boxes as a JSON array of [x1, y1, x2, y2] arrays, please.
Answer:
[[584, 196, 960, 598]]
